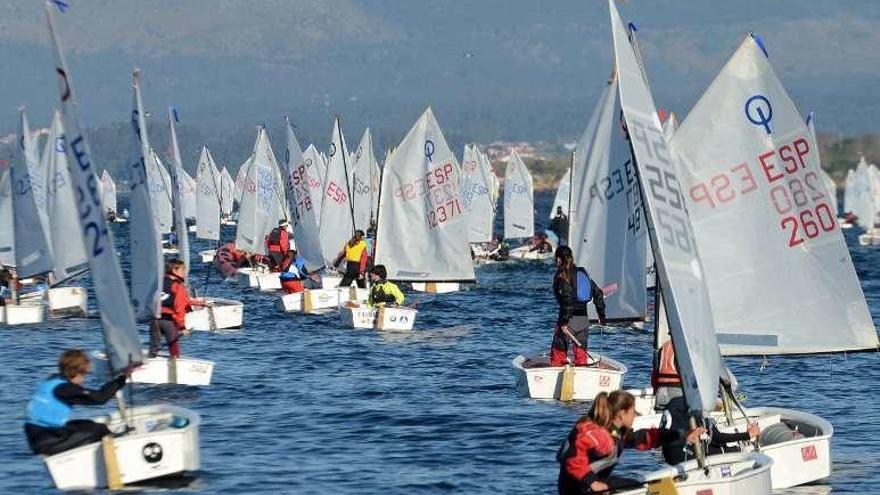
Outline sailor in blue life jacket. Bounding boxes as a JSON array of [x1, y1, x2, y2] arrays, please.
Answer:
[[24, 349, 130, 456], [279, 249, 320, 294], [551, 246, 606, 367]]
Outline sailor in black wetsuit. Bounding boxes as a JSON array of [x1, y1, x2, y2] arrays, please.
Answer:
[[24, 349, 128, 456]]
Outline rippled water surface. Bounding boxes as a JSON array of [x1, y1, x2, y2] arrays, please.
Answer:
[[1, 192, 878, 494]]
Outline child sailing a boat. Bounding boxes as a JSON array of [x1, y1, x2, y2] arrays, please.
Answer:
[[550, 246, 606, 366], [150, 259, 207, 358]]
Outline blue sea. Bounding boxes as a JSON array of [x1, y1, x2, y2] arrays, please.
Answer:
[[0, 191, 877, 493]]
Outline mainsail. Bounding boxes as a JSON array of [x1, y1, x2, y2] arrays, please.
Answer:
[[196, 147, 222, 241], [611, 0, 722, 415], [302, 144, 325, 223], [12, 109, 54, 278], [670, 34, 878, 354], [570, 77, 647, 322], [167, 108, 190, 272], [47, 6, 143, 372], [0, 167, 14, 266], [318, 118, 355, 266], [503, 150, 534, 240], [374, 108, 476, 282], [43, 110, 88, 284], [549, 168, 571, 220], [234, 128, 287, 254], [461, 144, 496, 243], [284, 119, 324, 269], [100, 169, 117, 216], [220, 166, 235, 216], [351, 127, 378, 231]]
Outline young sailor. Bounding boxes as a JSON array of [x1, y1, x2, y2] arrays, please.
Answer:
[[550, 246, 606, 366], [557, 390, 703, 495], [334, 230, 368, 288], [488, 236, 510, 261], [651, 338, 683, 409], [550, 206, 569, 246], [150, 259, 206, 358], [279, 249, 320, 294], [367, 265, 405, 307], [265, 219, 291, 271], [529, 232, 553, 253], [24, 349, 129, 455]]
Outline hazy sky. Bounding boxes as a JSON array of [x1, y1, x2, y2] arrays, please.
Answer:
[[1, 0, 877, 142]]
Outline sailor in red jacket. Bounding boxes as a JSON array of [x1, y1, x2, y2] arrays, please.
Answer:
[[149, 259, 206, 358], [557, 390, 703, 494], [265, 219, 291, 271]]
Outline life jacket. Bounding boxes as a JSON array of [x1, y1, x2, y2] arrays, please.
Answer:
[[160, 273, 187, 324], [26, 377, 71, 428], [557, 420, 621, 481], [575, 267, 593, 303], [280, 257, 307, 281], [652, 340, 682, 387], [369, 281, 398, 306], [345, 240, 367, 263], [267, 227, 287, 253]]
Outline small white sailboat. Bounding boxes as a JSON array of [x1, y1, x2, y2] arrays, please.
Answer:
[[317, 117, 355, 270], [366, 107, 476, 324], [513, 354, 627, 400], [351, 127, 379, 232], [99, 170, 124, 222], [461, 144, 499, 262], [607, 2, 772, 491], [219, 165, 236, 224], [340, 304, 417, 331], [41, 12, 200, 487], [504, 150, 542, 260]]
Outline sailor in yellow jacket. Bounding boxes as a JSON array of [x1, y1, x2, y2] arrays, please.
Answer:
[[367, 265, 405, 307]]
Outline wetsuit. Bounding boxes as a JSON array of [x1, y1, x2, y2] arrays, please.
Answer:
[[151, 272, 192, 358], [660, 396, 751, 465], [550, 268, 606, 366], [265, 226, 290, 271], [368, 280, 405, 307], [550, 214, 569, 246], [558, 420, 674, 495], [24, 374, 126, 455], [338, 240, 368, 288]]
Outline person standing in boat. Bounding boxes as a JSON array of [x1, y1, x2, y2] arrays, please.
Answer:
[[557, 390, 702, 494], [265, 219, 291, 272], [334, 230, 368, 288], [367, 265, 405, 307], [150, 259, 206, 358], [279, 249, 320, 293], [550, 246, 606, 366], [550, 206, 569, 246], [24, 349, 129, 455]]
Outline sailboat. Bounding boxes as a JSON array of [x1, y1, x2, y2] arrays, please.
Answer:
[[505, 150, 545, 260], [100, 170, 125, 222], [351, 127, 378, 232], [233, 127, 288, 291], [461, 144, 499, 262], [120, 71, 214, 386], [605, 2, 773, 492], [302, 143, 326, 224], [41, 7, 199, 488], [219, 166, 236, 225], [347, 108, 475, 329]]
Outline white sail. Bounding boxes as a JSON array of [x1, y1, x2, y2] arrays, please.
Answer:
[[233, 160, 247, 206], [318, 119, 355, 266], [100, 170, 117, 215], [196, 147, 222, 241], [234, 128, 287, 254], [670, 34, 878, 355], [351, 127, 378, 231], [128, 71, 164, 322], [611, 0, 722, 415], [374, 108, 476, 282], [180, 169, 197, 221], [806, 113, 839, 215], [167, 109, 190, 272], [43, 111, 88, 283], [0, 168, 14, 266], [503, 150, 534, 240], [850, 157, 875, 229], [146, 146, 173, 234], [662, 112, 679, 143], [220, 166, 234, 216], [843, 169, 855, 216], [570, 78, 647, 322], [13, 109, 54, 278], [284, 120, 324, 269], [461, 145, 496, 243], [23, 111, 51, 239], [549, 168, 571, 219], [302, 144, 325, 223], [47, 7, 143, 371]]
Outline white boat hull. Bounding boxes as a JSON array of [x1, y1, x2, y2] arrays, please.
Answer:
[[508, 245, 553, 261], [0, 301, 46, 325], [278, 287, 368, 314], [628, 390, 831, 490], [199, 249, 216, 263], [43, 404, 200, 490], [236, 267, 277, 289], [411, 282, 460, 293], [47, 287, 87, 317], [321, 274, 342, 289], [131, 356, 215, 386], [618, 452, 774, 495], [341, 305, 417, 330], [512, 354, 627, 400], [185, 298, 243, 331]]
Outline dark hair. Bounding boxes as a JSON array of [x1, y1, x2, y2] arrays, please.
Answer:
[[371, 264, 388, 280], [554, 245, 574, 285], [355, 229, 365, 238], [279, 219, 289, 226], [165, 258, 185, 273], [583, 390, 635, 429], [58, 349, 90, 379]]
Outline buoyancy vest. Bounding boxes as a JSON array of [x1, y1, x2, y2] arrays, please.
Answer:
[[557, 420, 621, 481], [160, 273, 187, 321], [575, 267, 593, 303], [267, 227, 287, 253], [345, 240, 367, 263], [652, 340, 682, 387], [280, 257, 307, 280], [369, 281, 398, 306], [26, 377, 71, 428]]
